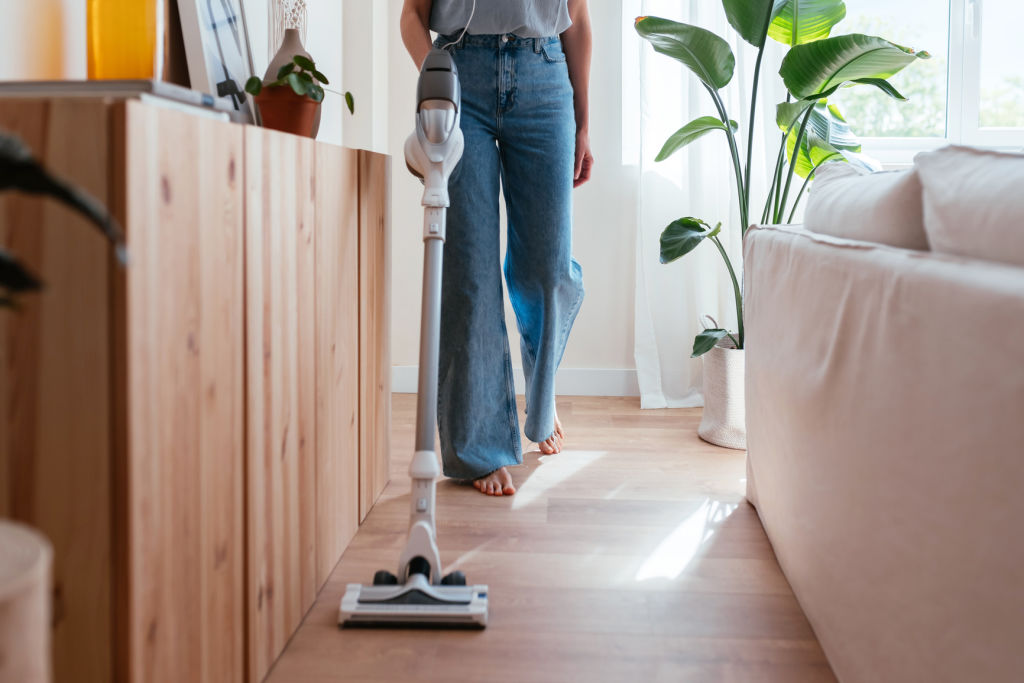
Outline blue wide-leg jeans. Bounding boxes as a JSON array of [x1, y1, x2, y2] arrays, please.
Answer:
[[435, 33, 585, 480]]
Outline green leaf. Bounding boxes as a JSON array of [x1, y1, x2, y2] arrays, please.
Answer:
[[293, 55, 316, 71], [287, 72, 306, 96], [277, 62, 295, 80], [0, 133, 125, 252], [656, 117, 738, 162], [838, 149, 882, 173], [309, 85, 325, 103], [312, 69, 329, 85], [344, 91, 355, 114], [245, 76, 263, 96], [660, 217, 720, 264], [635, 16, 735, 90], [692, 329, 730, 357], [851, 77, 907, 100], [776, 100, 815, 130], [780, 33, 930, 100], [784, 102, 859, 178], [0, 248, 42, 293], [722, 0, 785, 47], [768, 0, 846, 46]]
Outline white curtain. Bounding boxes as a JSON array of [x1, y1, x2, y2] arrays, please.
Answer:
[[625, 0, 786, 408]]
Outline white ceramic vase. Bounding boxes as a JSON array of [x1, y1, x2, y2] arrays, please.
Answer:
[[265, 28, 321, 137], [697, 340, 746, 450]]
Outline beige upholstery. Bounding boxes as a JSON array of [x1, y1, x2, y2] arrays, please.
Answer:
[[916, 145, 1024, 267], [744, 224, 1024, 683], [804, 162, 929, 251]]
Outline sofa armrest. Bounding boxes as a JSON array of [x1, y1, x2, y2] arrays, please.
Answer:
[[743, 224, 1024, 683]]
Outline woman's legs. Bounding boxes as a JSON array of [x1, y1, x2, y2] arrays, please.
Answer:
[[436, 39, 522, 485], [499, 38, 584, 447], [436, 34, 583, 490]]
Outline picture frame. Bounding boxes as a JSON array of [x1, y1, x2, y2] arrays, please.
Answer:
[[176, 0, 260, 124]]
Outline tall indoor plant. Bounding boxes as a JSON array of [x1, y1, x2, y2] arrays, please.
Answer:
[[635, 1, 928, 447], [1, 132, 124, 308]]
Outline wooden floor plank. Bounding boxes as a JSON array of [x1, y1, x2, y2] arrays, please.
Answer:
[[265, 394, 836, 683]]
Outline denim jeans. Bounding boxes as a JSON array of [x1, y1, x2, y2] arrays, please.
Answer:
[[434, 32, 585, 480]]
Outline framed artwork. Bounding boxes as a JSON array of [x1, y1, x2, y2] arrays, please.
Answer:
[[177, 0, 259, 124]]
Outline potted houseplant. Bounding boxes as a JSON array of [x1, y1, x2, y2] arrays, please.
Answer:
[[635, 1, 928, 448], [1, 132, 125, 308], [245, 55, 353, 138]]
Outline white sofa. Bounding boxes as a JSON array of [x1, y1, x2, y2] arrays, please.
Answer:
[[743, 146, 1024, 683]]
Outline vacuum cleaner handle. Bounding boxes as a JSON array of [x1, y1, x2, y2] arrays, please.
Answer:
[[405, 49, 464, 208]]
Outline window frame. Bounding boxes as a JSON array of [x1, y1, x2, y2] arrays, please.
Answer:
[[860, 0, 1024, 164]]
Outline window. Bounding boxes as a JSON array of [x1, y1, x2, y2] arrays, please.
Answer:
[[832, 0, 1024, 161]]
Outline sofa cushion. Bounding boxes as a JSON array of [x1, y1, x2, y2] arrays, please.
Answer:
[[915, 145, 1024, 267], [803, 162, 928, 250]]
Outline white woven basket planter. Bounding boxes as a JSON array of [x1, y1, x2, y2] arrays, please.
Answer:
[[697, 339, 746, 450], [0, 520, 53, 683]]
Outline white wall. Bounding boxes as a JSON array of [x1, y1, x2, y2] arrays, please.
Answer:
[[386, 0, 639, 396], [0, 0, 86, 80]]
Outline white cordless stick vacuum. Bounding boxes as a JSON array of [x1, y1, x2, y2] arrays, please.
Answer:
[[338, 48, 488, 629]]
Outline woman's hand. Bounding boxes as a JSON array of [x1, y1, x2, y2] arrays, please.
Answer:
[[574, 129, 594, 187], [563, 0, 592, 187]]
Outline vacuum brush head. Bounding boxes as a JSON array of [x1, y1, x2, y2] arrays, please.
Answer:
[[339, 574, 488, 629]]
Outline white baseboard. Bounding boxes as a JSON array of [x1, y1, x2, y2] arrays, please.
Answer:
[[391, 366, 640, 397]]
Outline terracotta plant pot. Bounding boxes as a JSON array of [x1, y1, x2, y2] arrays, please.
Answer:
[[254, 87, 319, 138], [265, 27, 321, 137]]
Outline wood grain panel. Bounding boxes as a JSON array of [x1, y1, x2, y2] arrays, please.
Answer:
[[0, 99, 114, 683], [117, 101, 244, 683], [245, 127, 318, 683], [314, 145, 360, 589], [357, 150, 391, 522]]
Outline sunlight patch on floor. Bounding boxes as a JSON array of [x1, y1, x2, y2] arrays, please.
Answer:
[[634, 500, 738, 581], [511, 450, 608, 510]]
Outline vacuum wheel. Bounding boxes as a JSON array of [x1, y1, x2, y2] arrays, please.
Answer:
[[373, 570, 399, 586], [441, 570, 466, 586]]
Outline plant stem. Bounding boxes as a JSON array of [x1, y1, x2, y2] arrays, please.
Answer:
[[762, 132, 787, 223], [710, 234, 744, 348], [744, 42, 767, 228], [704, 84, 748, 236], [777, 106, 813, 223], [772, 132, 786, 222], [787, 164, 819, 223], [726, 332, 740, 349]]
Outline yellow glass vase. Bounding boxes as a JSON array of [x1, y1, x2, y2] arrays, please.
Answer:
[[87, 0, 161, 79]]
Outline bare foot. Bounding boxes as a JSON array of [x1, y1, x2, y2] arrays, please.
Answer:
[[537, 413, 565, 455], [473, 466, 516, 496]]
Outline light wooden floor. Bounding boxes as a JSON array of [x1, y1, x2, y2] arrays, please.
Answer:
[[267, 395, 836, 683]]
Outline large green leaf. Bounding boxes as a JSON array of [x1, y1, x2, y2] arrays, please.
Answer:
[[656, 117, 738, 162], [660, 217, 721, 264], [722, 0, 785, 47], [768, 0, 846, 46], [0, 247, 42, 293], [780, 33, 930, 100], [776, 100, 815, 131], [692, 329, 730, 357], [784, 103, 860, 178], [635, 16, 735, 90]]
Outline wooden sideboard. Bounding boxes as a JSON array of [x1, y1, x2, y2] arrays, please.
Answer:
[[0, 99, 391, 683]]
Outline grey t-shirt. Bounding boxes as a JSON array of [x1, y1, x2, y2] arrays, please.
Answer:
[[430, 0, 571, 38]]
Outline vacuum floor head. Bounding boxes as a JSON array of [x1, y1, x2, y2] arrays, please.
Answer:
[[339, 574, 488, 629]]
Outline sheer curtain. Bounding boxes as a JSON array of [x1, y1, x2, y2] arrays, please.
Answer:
[[625, 0, 785, 408]]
